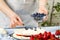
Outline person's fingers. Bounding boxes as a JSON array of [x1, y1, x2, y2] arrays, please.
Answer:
[[16, 16, 24, 25], [38, 7, 48, 22], [14, 18, 23, 26], [11, 23, 16, 28], [38, 9, 44, 13], [40, 7, 48, 14], [17, 21, 23, 26], [10, 19, 17, 28], [10, 18, 23, 28], [43, 9, 48, 14], [10, 20, 15, 28], [43, 16, 48, 22], [38, 9, 48, 14]]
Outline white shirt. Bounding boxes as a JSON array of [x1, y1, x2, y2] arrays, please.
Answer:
[[5, 0, 39, 27], [5, 0, 39, 15]]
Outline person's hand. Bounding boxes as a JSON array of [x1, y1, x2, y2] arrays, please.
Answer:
[[8, 13, 23, 28], [38, 6, 48, 22], [0, 0, 23, 28]]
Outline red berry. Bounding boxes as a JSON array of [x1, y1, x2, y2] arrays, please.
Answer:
[[48, 39, 53, 40], [43, 32, 48, 40], [55, 30, 60, 35], [43, 34, 47, 40], [50, 34, 56, 40], [35, 33, 43, 40], [33, 35, 38, 38], [38, 34, 43, 39], [39, 33, 42, 35], [30, 35, 34, 40], [52, 34, 55, 37], [44, 31, 47, 35], [47, 32, 51, 38]]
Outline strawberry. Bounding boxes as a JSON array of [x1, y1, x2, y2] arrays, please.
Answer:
[[47, 32, 51, 39], [38, 33, 43, 38], [42, 32, 48, 40], [55, 30, 60, 35], [30, 35, 34, 40]]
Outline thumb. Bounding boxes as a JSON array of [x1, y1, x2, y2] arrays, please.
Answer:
[[43, 16, 48, 22]]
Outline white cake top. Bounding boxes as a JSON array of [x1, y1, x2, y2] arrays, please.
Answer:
[[13, 28, 45, 39], [14, 28, 45, 35]]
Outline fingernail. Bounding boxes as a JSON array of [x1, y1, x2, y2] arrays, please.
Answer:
[[23, 24, 24, 25]]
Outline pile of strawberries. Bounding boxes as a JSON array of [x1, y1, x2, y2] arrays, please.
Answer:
[[16, 30, 60, 40], [30, 31, 60, 40]]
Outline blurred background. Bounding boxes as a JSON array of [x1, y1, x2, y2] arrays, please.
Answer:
[[39, 0, 60, 27]]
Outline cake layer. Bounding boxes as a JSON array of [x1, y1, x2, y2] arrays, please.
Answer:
[[13, 28, 45, 39]]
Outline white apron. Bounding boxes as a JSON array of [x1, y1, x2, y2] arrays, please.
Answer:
[[0, 0, 39, 28]]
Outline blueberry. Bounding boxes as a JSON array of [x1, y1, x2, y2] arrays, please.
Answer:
[[34, 16, 41, 20], [25, 27, 28, 30], [41, 13, 46, 16], [36, 13, 39, 15], [37, 14, 40, 17], [32, 14, 36, 17], [40, 14, 45, 17], [32, 13, 46, 21]]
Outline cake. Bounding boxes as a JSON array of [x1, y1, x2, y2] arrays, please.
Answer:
[[13, 28, 45, 39]]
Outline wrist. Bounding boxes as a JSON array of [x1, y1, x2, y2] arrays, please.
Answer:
[[38, 7, 48, 15], [39, 0, 47, 8], [39, 4, 46, 7], [6, 12, 16, 18]]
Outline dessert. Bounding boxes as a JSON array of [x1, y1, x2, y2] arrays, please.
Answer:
[[13, 28, 45, 39]]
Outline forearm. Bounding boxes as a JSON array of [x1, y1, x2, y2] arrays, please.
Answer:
[[38, 0, 48, 14], [39, 0, 47, 7], [0, 0, 16, 18]]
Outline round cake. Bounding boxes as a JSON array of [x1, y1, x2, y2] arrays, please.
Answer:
[[13, 28, 45, 39]]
